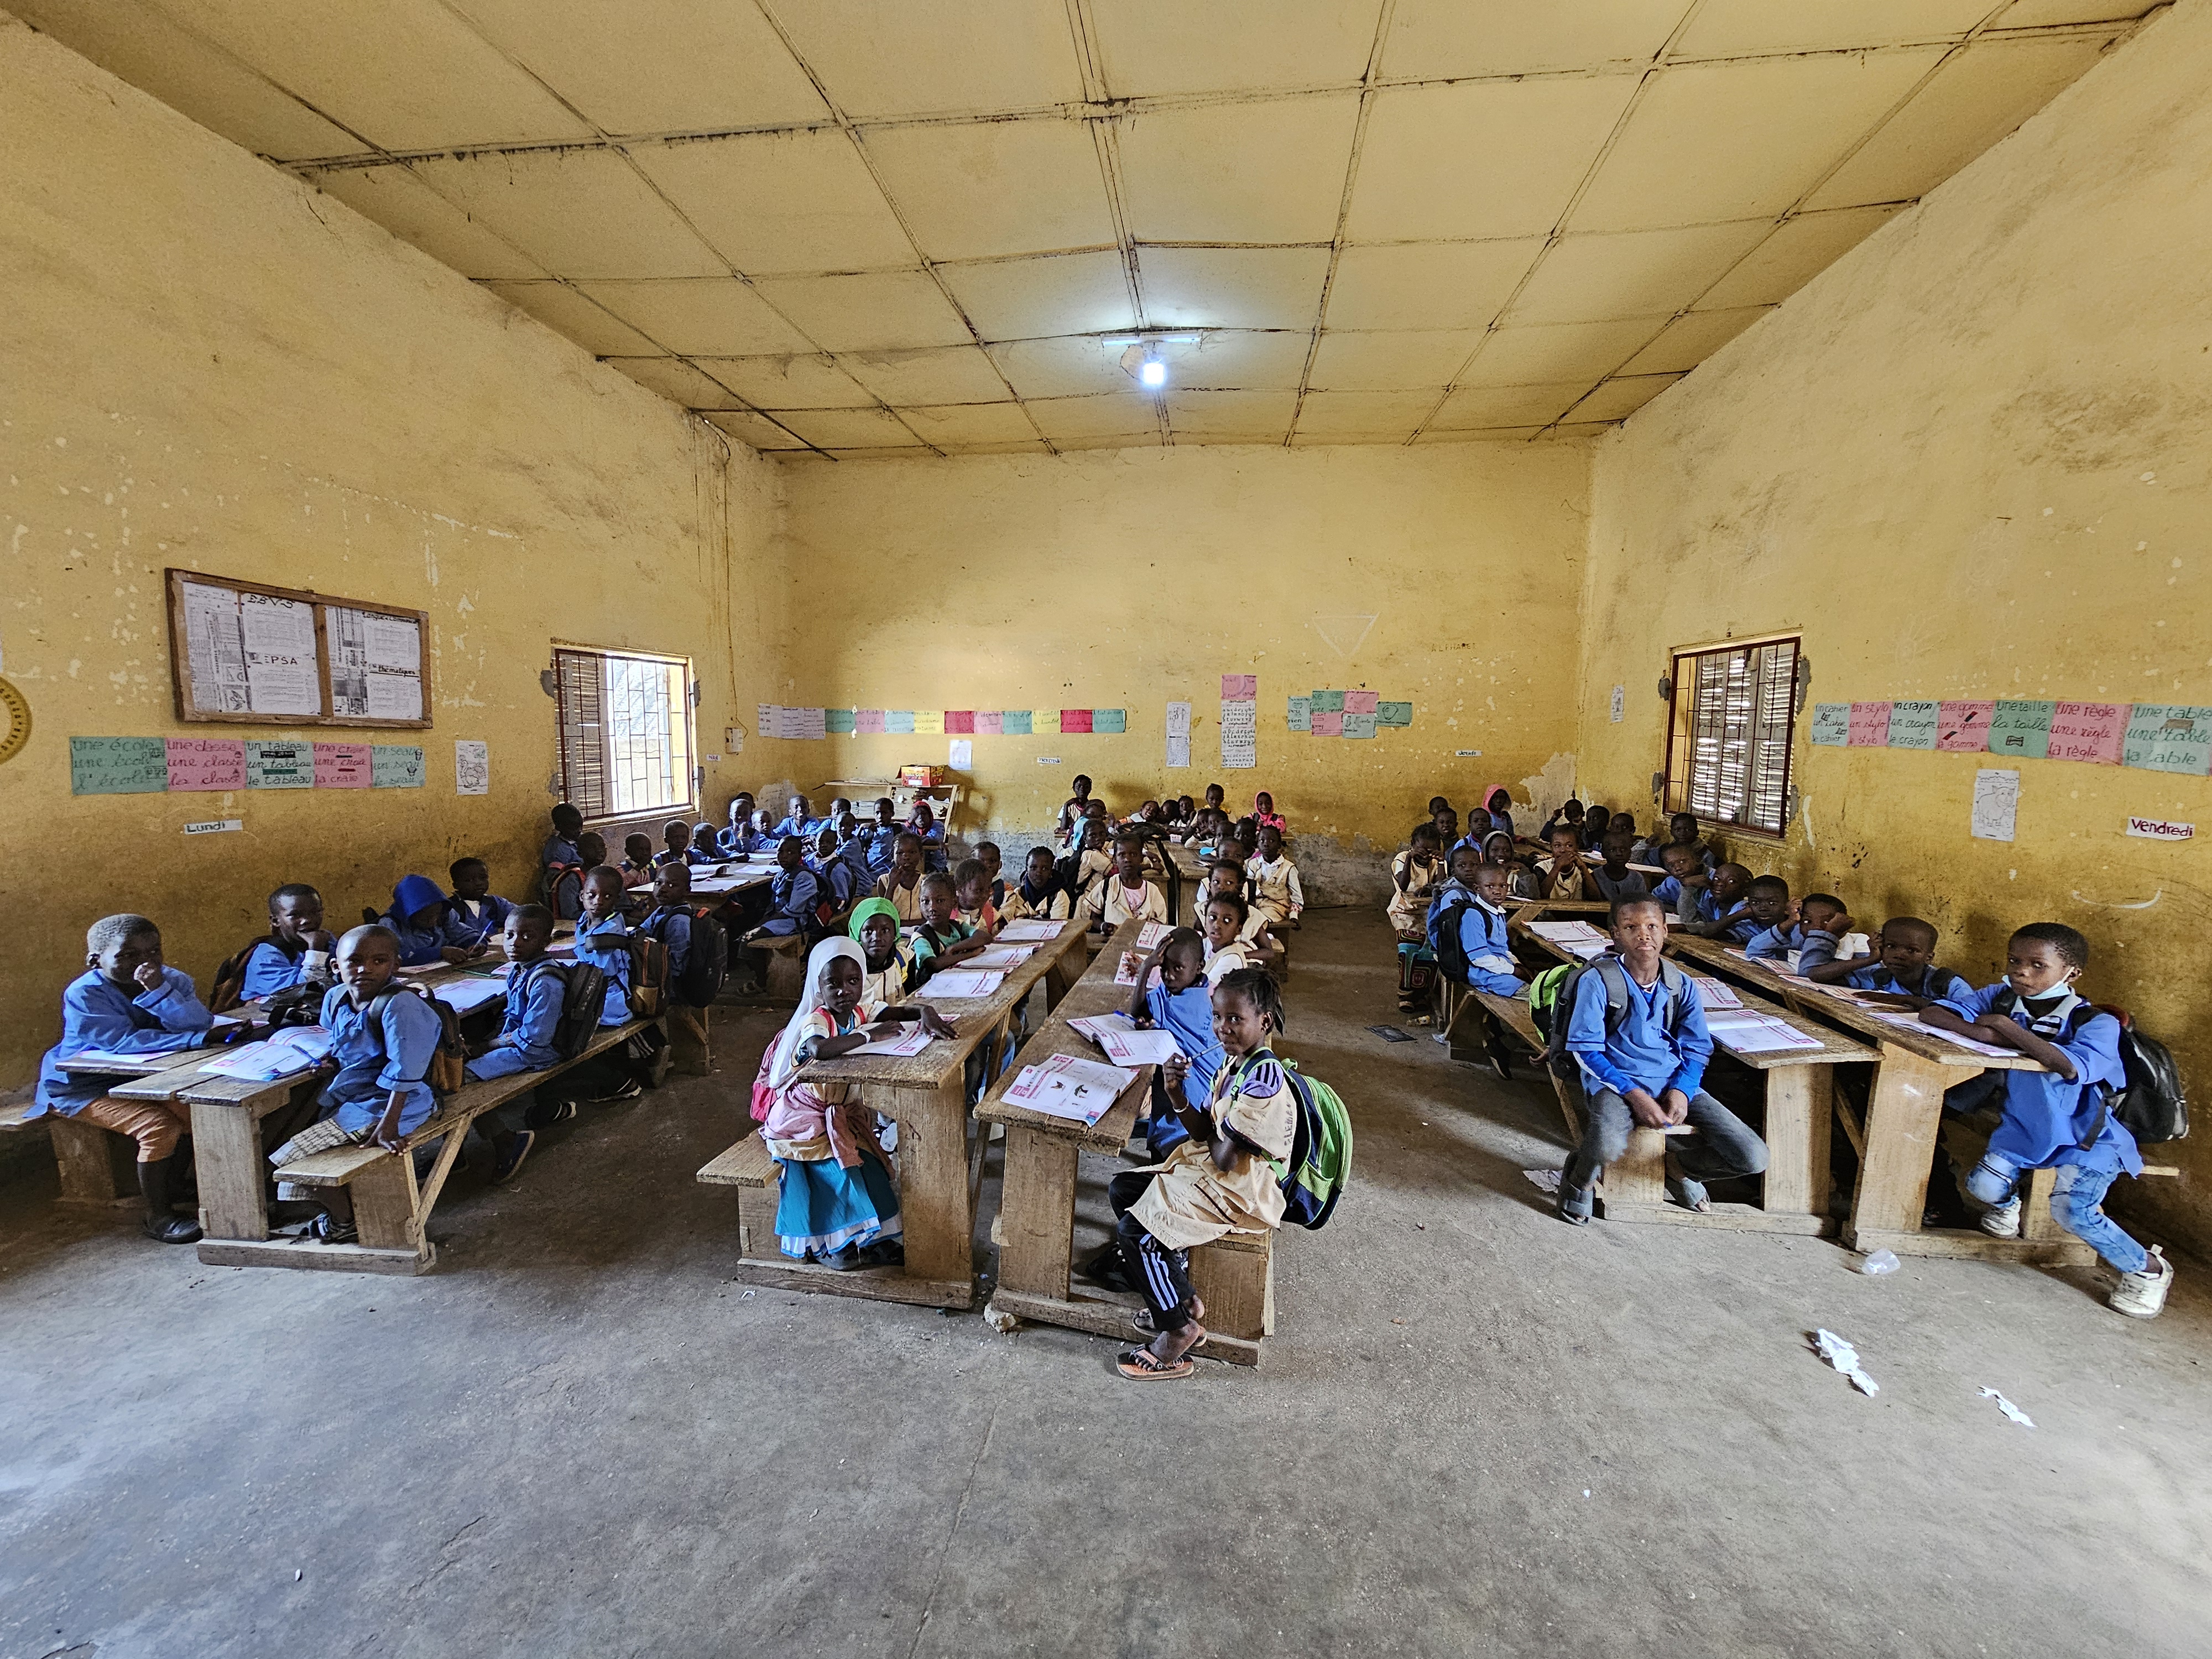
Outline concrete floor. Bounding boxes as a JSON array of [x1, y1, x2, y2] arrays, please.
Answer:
[[2, 909, 2206, 1658]]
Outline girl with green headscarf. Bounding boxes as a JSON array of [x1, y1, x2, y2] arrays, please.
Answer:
[[849, 896, 916, 1006]]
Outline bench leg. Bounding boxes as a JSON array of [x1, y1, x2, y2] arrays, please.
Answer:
[[1190, 1240, 1271, 1343], [1760, 1066, 1832, 1222], [996, 1128, 1077, 1298], [1609, 1128, 1669, 1207], [737, 1176, 780, 1263], [351, 1156, 423, 1256], [670, 1005, 712, 1076], [50, 1117, 134, 1206]]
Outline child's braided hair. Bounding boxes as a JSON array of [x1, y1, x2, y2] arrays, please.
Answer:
[[1215, 964, 1285, 1033]]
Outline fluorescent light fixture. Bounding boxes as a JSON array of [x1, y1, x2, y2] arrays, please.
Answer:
[[1138, 357, 1167, 389]]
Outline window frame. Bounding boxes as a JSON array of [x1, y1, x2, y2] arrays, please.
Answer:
[[1661, 631, 1803, 841], [551, 643, 698, 826]]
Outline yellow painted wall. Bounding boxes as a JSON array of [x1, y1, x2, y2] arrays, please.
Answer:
[[1, 19, 784, 1087], [771, 443, 1591, 892], [1578, 3, 2212, 1249]]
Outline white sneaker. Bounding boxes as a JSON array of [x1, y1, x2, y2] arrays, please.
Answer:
[[1978, 1198, 2022, 1238], [2109, 1247, 2174, 1320]]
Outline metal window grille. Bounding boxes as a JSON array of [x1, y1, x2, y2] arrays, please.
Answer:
[[553, 646, 695, 821], [1664, 637, 1799, 834]]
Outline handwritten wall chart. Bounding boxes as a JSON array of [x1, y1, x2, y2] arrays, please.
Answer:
[[1812, 698, 2212, 776], [70, 735, 444, 795]]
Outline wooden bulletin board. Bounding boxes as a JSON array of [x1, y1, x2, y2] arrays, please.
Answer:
[[166, 568, 433, 729]]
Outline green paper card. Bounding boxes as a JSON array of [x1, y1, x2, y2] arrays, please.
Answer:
[[1310, 689, 1345, 713], [1342, 711, 1378, 739], [371, 745, 425, 788], [245, 739, 314, 788], [825, 708, 856, 734], [1377, 701, 1412, 727], [1987, 700, 2054, 759], [71, 736, 170, 795], [1287, 696, 1311, 732], [1001, 710, 1033, 735], [1092, 708, 1126, 734], [2123, 705, 2212, 775], [1809, 703, 1850, 746], [1887, 700, 1939, 749]]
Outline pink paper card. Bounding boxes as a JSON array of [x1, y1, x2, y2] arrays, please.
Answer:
[[974, 711, 1003, 735], [313, 742, 372, 788], [1936, 701, 1994, 752], [2049, 701, 2125, 764], [1310, 710, 1344, 737], [1847, 702, 1892, 747], [165, 737, 245, 791], [855, 708, 886, 735], [944, 711, 975, 734], [1059, 709, 1094, 734], [1344, 689, 1379, 716], [1220, 674, 1257, 700]]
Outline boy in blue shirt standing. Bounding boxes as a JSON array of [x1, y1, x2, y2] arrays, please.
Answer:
[[465, 903, 566, 1182], [1922, 922, 2172, 1318], [1556, 896, 1768, 1225]]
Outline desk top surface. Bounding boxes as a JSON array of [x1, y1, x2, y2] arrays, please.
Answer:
[[975, 919, 1154, 1143]]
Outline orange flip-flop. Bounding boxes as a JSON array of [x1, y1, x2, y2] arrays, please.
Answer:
[[1116, 1347, 1196, 1381]]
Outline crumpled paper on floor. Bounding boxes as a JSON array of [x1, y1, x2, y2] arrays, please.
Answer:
[[1523, 1168, 1563, 1194], [1811, 1328, 1879, 1396], [1979, 1387, 2034, 1428]]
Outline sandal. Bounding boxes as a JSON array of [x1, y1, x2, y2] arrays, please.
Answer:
[[1115, 1347, 1197, 1382], [1667, 1176, 1711, 1213], [311, 1212, 358, 1245], [1129, 1297, 1205, 1334]]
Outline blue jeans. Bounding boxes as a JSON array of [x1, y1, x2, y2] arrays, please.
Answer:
[[1563, 1087, 1768, 1196], [1965, 1152, 2146, 1272]]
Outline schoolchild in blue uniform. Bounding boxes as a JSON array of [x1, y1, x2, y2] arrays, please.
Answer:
[[1428, 851, 1528, 999], [1746, 892, 1853, 971], [716, 792, 757, 859], [382, 874, 485, 968], [1921, 922, 2173, 1318], [688, 822, 722, 867], [1588, 827, 1651, 904], [542, 802, 584, 898], [638, 862, 697, 983], [1556, 895, 1767, 1224], [907, 801, 950, 873], [1128, 929, 1228, 1158], [835, 812, 877, 891], [34, 914, 216, 1242], [238, 883, 337, 1001], [1803, 916, 1968, 1003], [770, 793, 820, 841], [810, 824, 864, 932], [463, 903, 568, 1181], [724, 808, 779, 859], [273, 924, 445, 1243], [443, 858, 515, 950], [561, 866, 664, 1104]]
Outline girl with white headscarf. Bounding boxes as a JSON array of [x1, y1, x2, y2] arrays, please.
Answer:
[[756, 936, 954, 1269]]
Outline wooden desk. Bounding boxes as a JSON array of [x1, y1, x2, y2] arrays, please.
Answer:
[[688, 862, 776, 901], [1162, 844, 1211, 928], [1507, 910, 1871, 1236], [1659, 935, 2091, 1265], [780, 917, 1092, 1308]]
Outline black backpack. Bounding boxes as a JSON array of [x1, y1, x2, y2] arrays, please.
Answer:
[[1428, 894, 1477, 988], [1983, 990, 2188, 1147], [547, 961, 608, 1060], [1540, 956, 1695, 1068], [648, 905, 728, 1008]]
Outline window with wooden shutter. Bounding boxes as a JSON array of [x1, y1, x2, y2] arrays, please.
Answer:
[[1662, 636, 1801, 836], [552, 645, 695, 822]]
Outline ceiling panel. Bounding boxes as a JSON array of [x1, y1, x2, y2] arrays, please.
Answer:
[[1323, 239, 1543, 331], [1306, 330, 1483, 391], [1996, 0, 2154, 22], [898, 403, 1042, 446], [1567, 53, 1945, 232], [573, 278, 817, 355], [694, 354, 875, 409], [1566, 373, 1686, 421], [1117, 95, 1362, 243], [769, 406, 928, 447], [1618, 305, 1774, 374], [1092, 0, 1382, 98], [1164, 331, 1313, 390], [157, 0, 593, 150], [1348, 77, 1642, 241], [1165, 390, 1301, 439], [940, 251, 1137, 341], [1291, 389, 1437, 438], [1804, 34, 2121, 210], [1457, 319, 1662, 386], [769, 0, 1086, 118], [1690, 207, 1902, 310], [987, 335, 1140, 399], [410, 149, 727, 278], [1381, 0, 1686, 78], [835, 346, 1014, 404], [448, 0, 829, 133], [9, 0, 364, 160], [747, 270, 974, 351], [1427, 382, 1593, 430], [603, 356, 744, 404], [1674, 0, 1998, 55], [1137, 247, 1333, 330], [705, 410, 811, 448], [305, 165, 548, 279], [480, 281, 661, 354], [863, 118, 1118, 261], [1507, 220, 1771, 325], [632, 131, 916, 274], [1024, 394, 1162, 440], [1415, 425, 1546, 445]]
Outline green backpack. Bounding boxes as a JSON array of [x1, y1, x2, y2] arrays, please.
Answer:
[[1276, 1058, 1352, 1229]]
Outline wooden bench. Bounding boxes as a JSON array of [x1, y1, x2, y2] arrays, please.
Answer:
[[194, 1018, 659, 1275], [0, 1098, 137, 1206]]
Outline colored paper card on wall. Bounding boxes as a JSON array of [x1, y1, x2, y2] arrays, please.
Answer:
[[1344, 689, 1379, 717], [1378, 701, 1412, 727], [855, 708, 886, 735], [825, 708, 857, 734], [1809, 703, 1850, 745], [1287, 696, 1312, 732], [1001, 709, 1032, 735], [1343, 711, 1378, 739], [1936, 701, 1994, 752], [1846, 702, 1892, 747], [2122, 704, 2212, 775], [313, 742, 372, 788], [70, 735, 169, 795], [1886, 700, 1939, 750], [1987, 700, 2054, 759], [1222, 674, 1257, 700], [166, 737, 246, 791], [885, 710, 915, 734], [2049, 701, 2125, 764], [1310, 689, 1345, 713], [914, 709, 944, 735], [371, 745, 425, 788], [944, 711, 975, 734], [975, 710, 1003, 735], [1310, 710, 1344, 737], [1059, 708, 1094, 734], [1093, 708, 1127, 734], [247, 739, 314, 789]]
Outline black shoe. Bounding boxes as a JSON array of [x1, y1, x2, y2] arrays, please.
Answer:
[[583, 1077, 645, 1105], [1486, 1035, 1514, 1081], [823, 1243, 863, 1271], [1077, 1244, 1135, 1292], [524, 1096, 578, 1130], [493, 1130, 535, 1184], [859, 1239, 905, 1267], [137, 1157, 202, 1244]]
